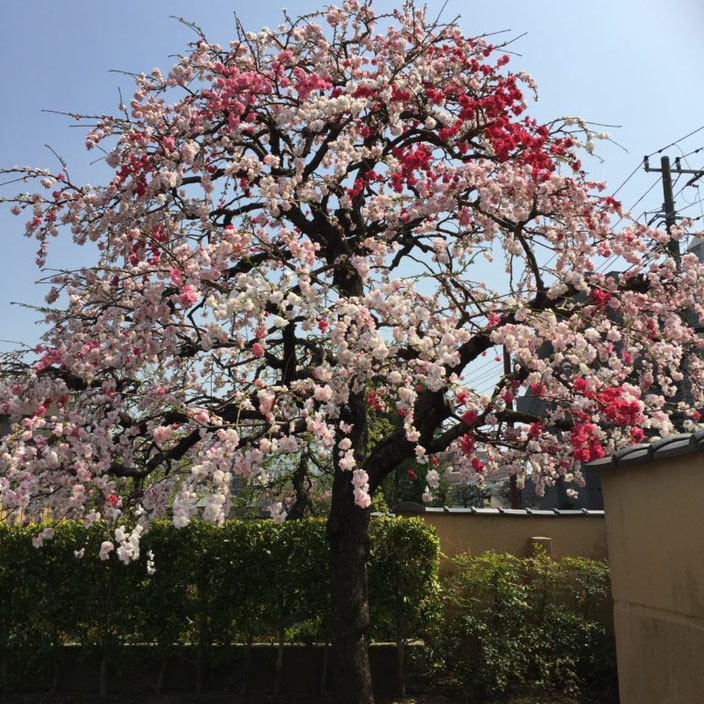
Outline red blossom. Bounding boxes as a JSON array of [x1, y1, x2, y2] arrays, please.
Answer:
[[589, 288, 612, 307], [486, 312, 502, 328], [460, 433, 476, 456], [574, 377, 591, 395], [630, 427, 645, 443], [528, 422, 544, 440], [461, 410, 478, 426], [366, 391, 383, 411], [571, 422, 604, 463], [595, 386, 642, 426]]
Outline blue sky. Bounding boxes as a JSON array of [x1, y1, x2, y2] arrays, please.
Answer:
[[1, 0, 704, 351]]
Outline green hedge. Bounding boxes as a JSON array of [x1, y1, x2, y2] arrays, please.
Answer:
[[0, 517, 440, 691], [0, 520, 617, 700], [437, 551, 617, 701]]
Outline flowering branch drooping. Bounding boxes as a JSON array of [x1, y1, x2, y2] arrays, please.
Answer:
[[1, 0, 704, 546]]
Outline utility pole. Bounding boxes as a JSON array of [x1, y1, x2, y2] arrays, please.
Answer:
[[643, 154, 704, 263], [643, 154, 704, 426]]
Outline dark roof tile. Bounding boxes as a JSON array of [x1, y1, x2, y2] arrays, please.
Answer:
[[585, 455, 616, 470], [588, 431, 704, 471], [614, 443, 652, 465], [651, 434, 696, 460], [394, 506, 604, 516]]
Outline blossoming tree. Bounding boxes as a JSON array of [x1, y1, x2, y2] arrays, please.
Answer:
[[2, 2, 704, 701]]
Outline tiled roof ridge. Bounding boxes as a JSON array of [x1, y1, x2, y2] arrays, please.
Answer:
[[388, 502, 604, 516], [585, 429, 704, 471]]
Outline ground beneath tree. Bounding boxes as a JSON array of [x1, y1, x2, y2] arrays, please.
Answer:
[[1, 693, 617, 704]]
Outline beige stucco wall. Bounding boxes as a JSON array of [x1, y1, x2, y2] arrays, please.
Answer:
[[404, 510, 607, 564], [601, 451, 704, 704]]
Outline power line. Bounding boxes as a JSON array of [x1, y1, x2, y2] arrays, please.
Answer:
[[610, 160, 642, 198], [464, 360, 503, 384], [467, 355, 501, 374], [465, 365, 503, 387], [626, 178, 661, 215], [595, 178, 666, 273], [542, 157, 650, 273], [648, 124, 704, 158], [675, 144, 704, 161], [674, 197, 704, 216], [674, 169, 704, 201]]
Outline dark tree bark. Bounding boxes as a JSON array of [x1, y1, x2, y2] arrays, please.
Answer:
[[327, 471, 374, 704], [286, 453, 313, 520]]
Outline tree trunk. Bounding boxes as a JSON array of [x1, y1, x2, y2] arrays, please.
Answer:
[[274, 625, 286, 695], [327, 472, 374, 704], [154, 656, 166, 695], [0, 644, 8, 690], [98, 653, 108, 700], [240, 634, 253, 696], [395, 600, 406, 696], [320, 641, 329, 694], [195, 570, 208, 698]]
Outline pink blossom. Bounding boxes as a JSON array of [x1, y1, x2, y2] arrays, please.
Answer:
[[178, 284, 199, 307], [193, 409, 210, 424], [169, 268, 183, 286], [99, 541, 114, 561], [152, 425, 174, 444], [257, 390, 276, 414]]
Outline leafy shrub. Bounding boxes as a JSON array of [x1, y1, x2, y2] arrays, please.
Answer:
[[438, 551, 616, 701]]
